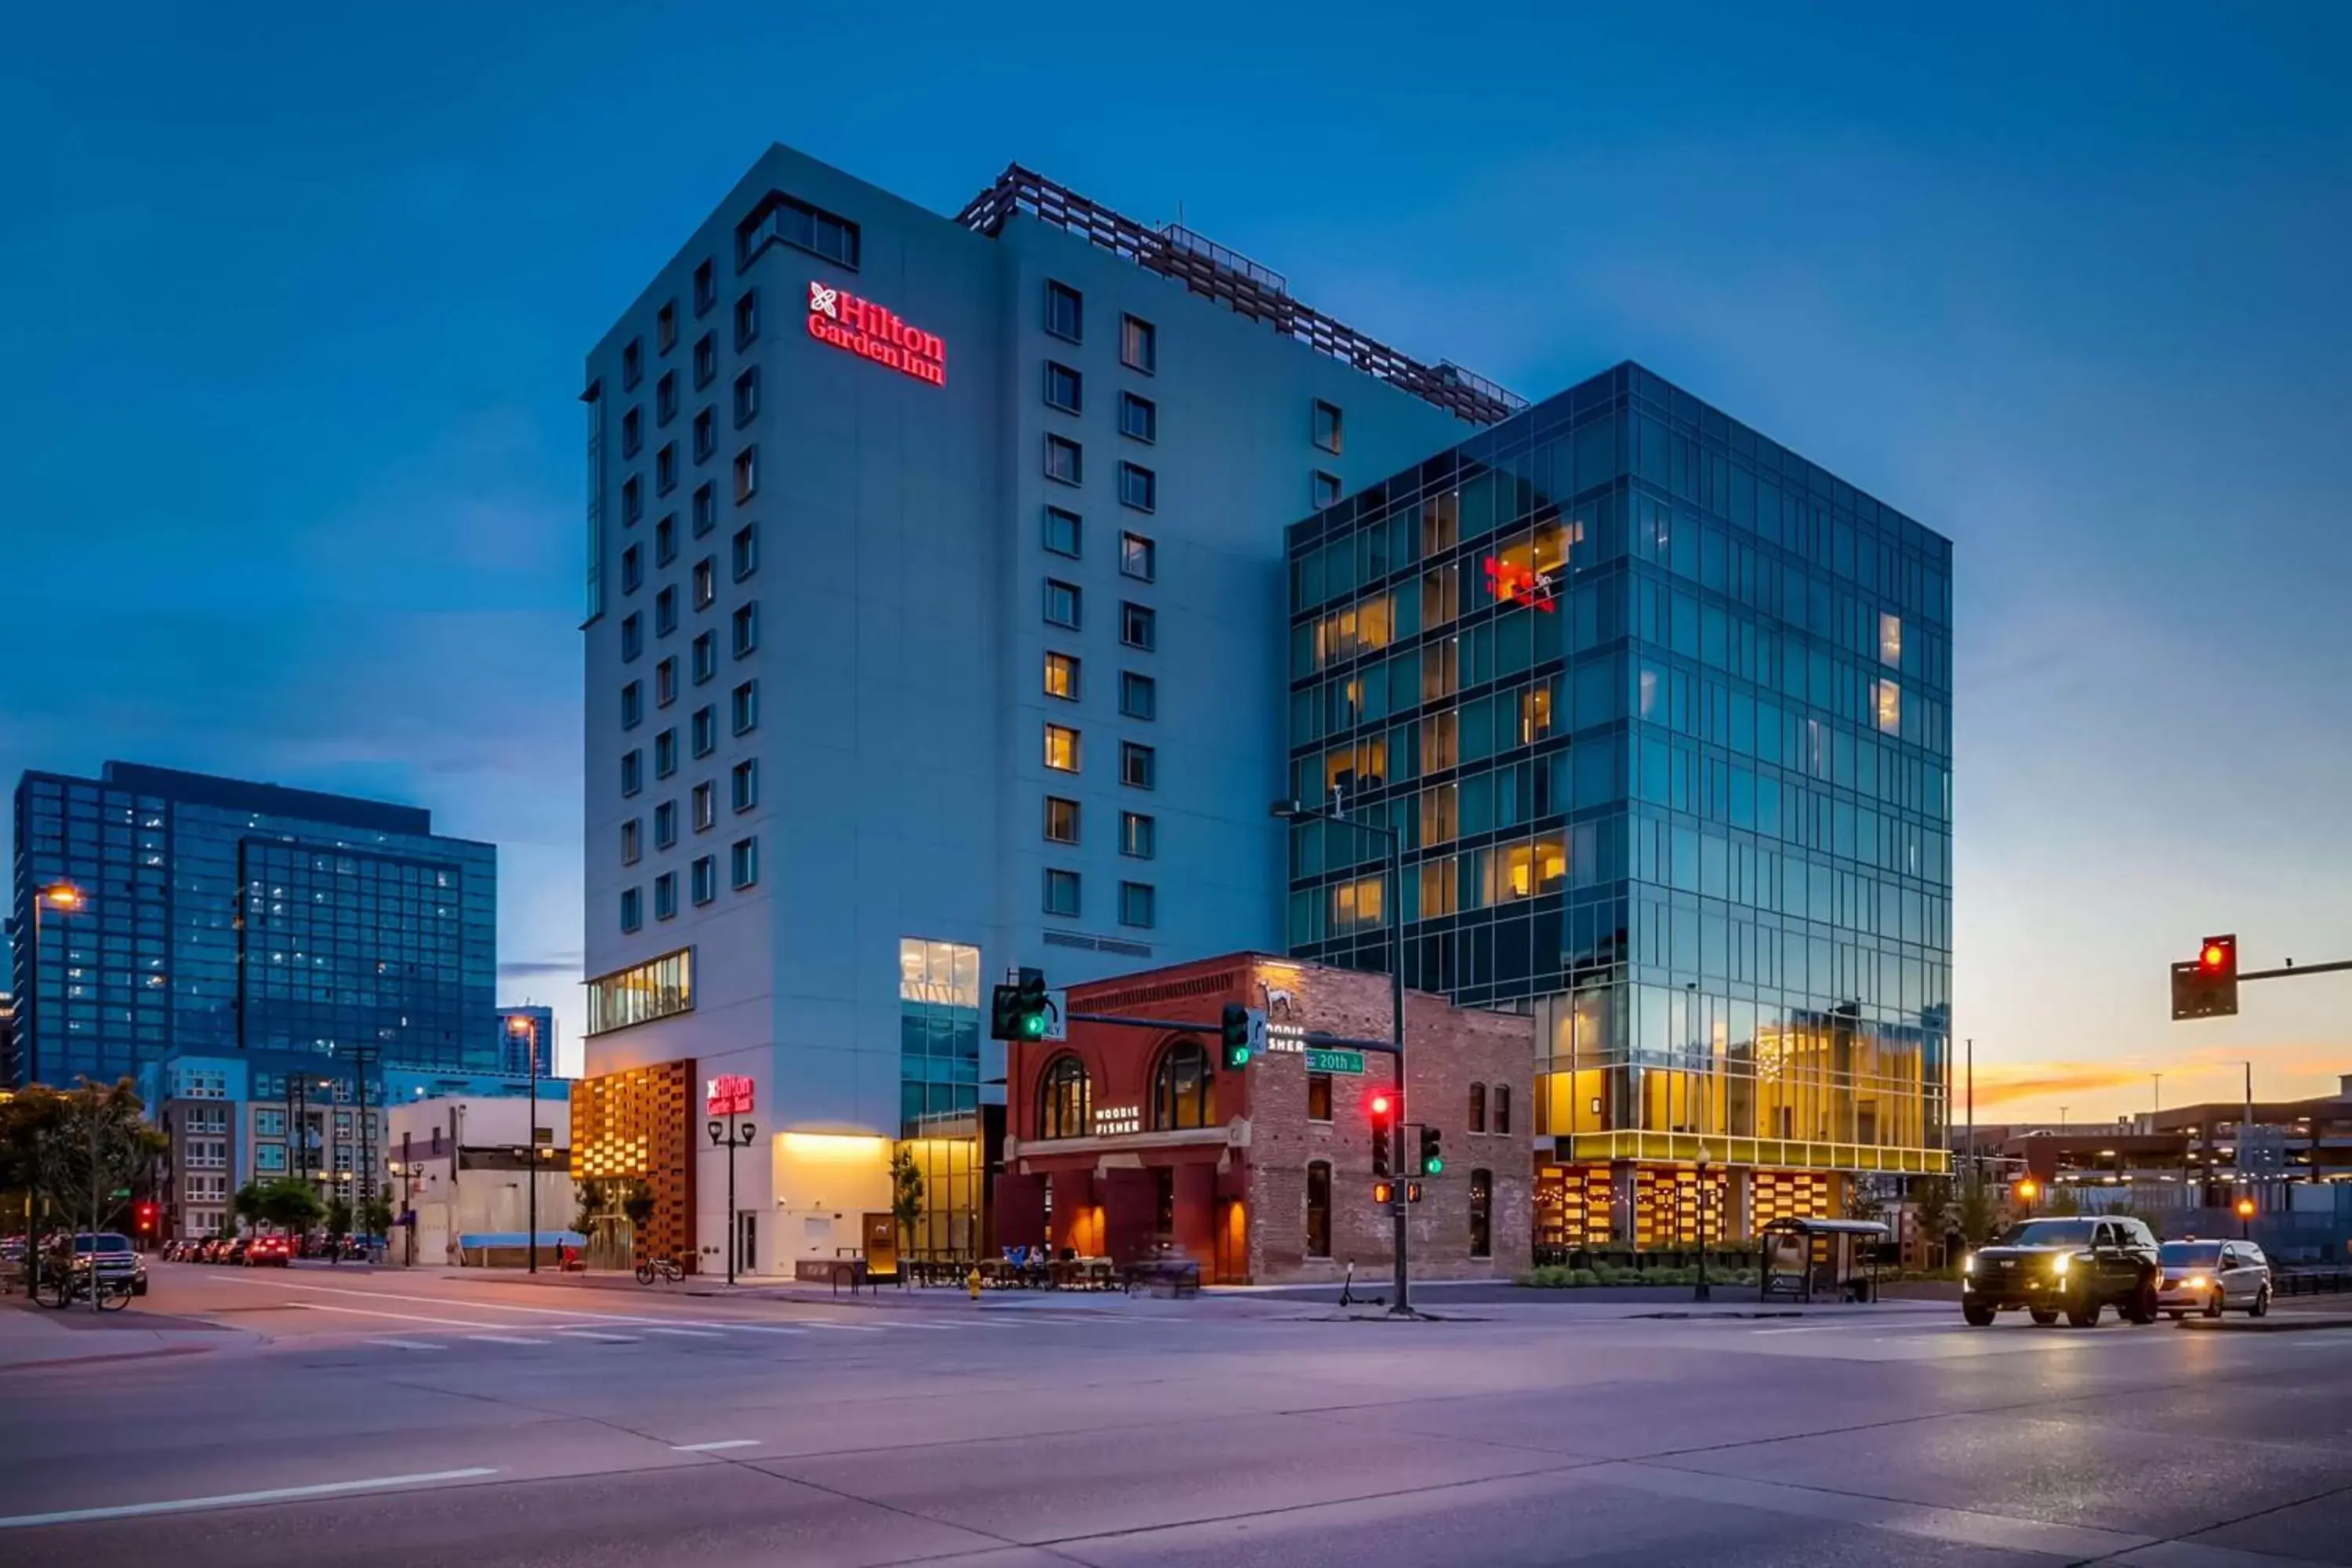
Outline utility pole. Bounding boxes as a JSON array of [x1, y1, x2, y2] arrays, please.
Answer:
[[1964, 1037, 1974, 1196]]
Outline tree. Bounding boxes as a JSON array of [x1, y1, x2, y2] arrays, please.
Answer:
[[255, 1178, 325, 1234], [232, 1181, 267, 1234], [325, 1196, 354, 1240], [889, 1146, 925, 1258], [574, 1178, 608, 1236], [1957, 1179, 1998, 1249], [26, 1079, 165, 1311], [620, 1181, 655, 1246], [0, 1086, 71, 1291], [1911, 1175, 1957, 1270]]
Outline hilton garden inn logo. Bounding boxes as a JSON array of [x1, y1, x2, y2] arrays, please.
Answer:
[[807, 280, 946, 387]]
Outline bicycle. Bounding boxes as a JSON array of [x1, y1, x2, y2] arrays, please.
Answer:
[[634, 1255, 684, 1286], [37, 1269, 132, 1312]]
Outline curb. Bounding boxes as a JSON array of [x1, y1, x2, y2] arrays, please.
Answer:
[[0, 1344, 215, 1375], [2178, 1316, 2352, 1334]]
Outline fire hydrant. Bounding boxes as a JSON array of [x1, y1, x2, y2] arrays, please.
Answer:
[[967, 1265, 983, 1301]]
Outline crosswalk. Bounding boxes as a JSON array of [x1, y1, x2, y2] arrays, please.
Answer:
[[341, 1312, 1098, 1355]]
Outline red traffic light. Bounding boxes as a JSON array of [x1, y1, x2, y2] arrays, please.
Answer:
[[133, 1203, 157, 1231], [2201, 940, 2231, 973], [1367, 1091, 1396, 1123]]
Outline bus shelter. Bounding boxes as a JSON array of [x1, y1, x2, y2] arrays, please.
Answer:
[[1759, 1217, 1889, 1303]]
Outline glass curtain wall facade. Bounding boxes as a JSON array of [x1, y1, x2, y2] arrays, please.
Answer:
[[1284, 362, 1951, 1247]]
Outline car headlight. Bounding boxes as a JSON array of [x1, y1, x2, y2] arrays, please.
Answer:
[[1962, 1252, 1974, 1276], [2187, 1275, 2209, 1290], [2053, 1252, 2071, 1276]]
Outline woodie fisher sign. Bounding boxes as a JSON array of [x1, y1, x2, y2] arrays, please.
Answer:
[[807, 281, 946, 387]]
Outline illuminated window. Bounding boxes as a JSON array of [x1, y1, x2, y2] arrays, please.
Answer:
[[1046, 280, 1083, 342], [1419, 855, 1459, 916], [1327, 874, 1384, 932], [1039, 1055, 1091, 1139], [1118, 461, 1156, 512], [1120, 314, 1155, 372], [897, 937, 981, 1007], [1120, 741, 1156, 789], [1307, 1075, 1332, 1122], [1119, 671, 1156, 720], [1311, 593, 1391, 667], [1419, 782, 1457, 844], [1044, 724, 1080, 772], [1045, 435, 1082, 486], [1423, 491, 1458, 555], [1120, 532, 1155, 582], [1044, 651, 1080, 700], [1044, 579, 1081, 630], [1421, 711, 1458, 771], [1044, 797, 1080, 844], [1880, 613, 1903, 667], [1118, 881, 1155, 928], [1044, 867, 1080, 916], [1044, 506, 1082, 557], [1045, 361, 1082, 413], [586, 948, 694, 1034], [1519, 683, 1554, 743], [1120, 811, 1155, 859], [1312, 470, 1342, 510], [1421, 563, 1458, 626], [1876, 679, 1901, 735], [1150, 1040, 1215, 1131], [1120, 392, 1156, 443]]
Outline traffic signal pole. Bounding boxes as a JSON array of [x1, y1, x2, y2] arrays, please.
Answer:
[[1387, 818, 1411, 1318]]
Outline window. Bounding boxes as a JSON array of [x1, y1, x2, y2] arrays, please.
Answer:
[[1045, 434, 1083, 486], [586, 949, 694, 1035], [692, 408, 713, 463], [622, 338, 643, 389], [1038, 1054, 1091, 1140], [1876, 678, 1901, 735], [692, 556, 715, 610], [1149, 1040, 1215, 1131], [1046, 280, 1083, 341], [1045, 361, 1083, 412], [732, 602, 758, 657], [623, 405, 644, 457], [656, 441, 678, 493], [731, 522, 757, 581], [1880, 613, 1904, 667], [1307, 1074, 1333, 1122], [691, 631, 716, 684], [1312, 399, 1343, 453], [620, 818, 641, 866], [691, 855, 716, 906], [654, 872, 677, 921], [1312, 470, 1343, 510], [1305, 1160, 1332, 1258], [621, 543, 643, 594], [729, 836, 759, 890], [1119, 670, 1156, 720], [655, 728, 678, 779], [734, 289, 759, 348], [691, 781, 714, 833], [1044, 651, 1080, 700], [731, 679, 758, 734], [620, 887, 642, 932], [736, 190, 859, 270], [1120, 601, 1156, 650], [656, 370, 677, 426], [733, 366, 760, 426], [1120, 314, 1156, 373], [733, 445, 758, 503], [1119, 392, 1156, 444], [656, 300, 677, 354], [1120, 811, 1155, 858], [1468, 1082, 1487, 1134], [656, 514, 677, 565], [1118, 880, 1155, 928], [1495, 1084, 1512, 1137], [1120, 741, 1156, 789], [1044, 724, 1080, 772], [621, 474, 642, 524], [1044, 796, 1080, 844], [731, 759, 757, 813], [620, 750, 643, 797], [692, 481, 716, 535], [655, 586, 677, 637], [648, 657, 673, 709], [1118, 461, 1156, 511], [1044, 506, 1082, 557], [693, 332, 715, 389], [1120, 532, 1155, 582], [620, 681, 643, 730], [693, 258, 716, 316], [1044, 579, 1081, 629], [691, 704, 716, 757], [1043, 867, 1080, 916], [1469, 1168, 1493, 1258]]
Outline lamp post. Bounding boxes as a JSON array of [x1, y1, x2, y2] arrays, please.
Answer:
[[1272, 790, 1411, 1317], [27, 883, 84, 1087], [509, 1015, 542, 1272], [707, 1114, 757, 1284], [1694, 1142, 1713, 1302]]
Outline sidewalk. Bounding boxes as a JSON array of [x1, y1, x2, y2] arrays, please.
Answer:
[[0, 1298, 245, 1374], [422, 1266, 1302, 1317]]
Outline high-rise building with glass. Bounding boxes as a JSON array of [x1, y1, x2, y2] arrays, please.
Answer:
[[9, 761, 499, 1089], [1283, 362, 1951, 1249]]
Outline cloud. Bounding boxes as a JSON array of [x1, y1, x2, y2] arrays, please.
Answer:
[[500, 959, 580, 978], [1971, 1044, 2348, 1116]]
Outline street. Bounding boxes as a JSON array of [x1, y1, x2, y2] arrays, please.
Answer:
[[2, 1265, 2350, 1565]]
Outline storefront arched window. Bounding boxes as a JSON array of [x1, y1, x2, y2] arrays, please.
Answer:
[[1150, 1038, 1216, 1131], [1038, 1054, 1091, 1140]]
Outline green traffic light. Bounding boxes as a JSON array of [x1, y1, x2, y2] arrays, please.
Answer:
[[1022, 1015, 1046, 1039], [1425, 1157, 1443, 1174]]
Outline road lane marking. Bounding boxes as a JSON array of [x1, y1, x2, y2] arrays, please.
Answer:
[[0, 1468, 499, 1530], [226, 1276, 822, 1333], [711, 1324, 804, 1335], [285, 1302, 528, 1330], [363, 1339, 445, 1352], [671, 1439, 759, 1452], [1751, 1325, 1854, 1335], [466, 1336, 551, 1346], [555, 1330, 641, 1343], [638, 1327, 723, 1338], [798, 1321, 884, 1333]]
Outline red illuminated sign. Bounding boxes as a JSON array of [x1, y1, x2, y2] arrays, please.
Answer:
[[1483, 555, 1558, 612], [705, 1074, 755, 1116], [808, 281, 946, 387]]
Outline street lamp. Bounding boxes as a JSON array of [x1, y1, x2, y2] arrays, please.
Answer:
[[27, 883, 84, 1083], [508, 1014, 542, 1273], [1694, 1142, 1713, 1302], [1272, 790, 1412, 1317], [707, 1116, 757, 1285]]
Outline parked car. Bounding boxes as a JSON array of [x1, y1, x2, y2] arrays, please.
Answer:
[[1962, 1215, 2161, 1327], [71, 1232, 147, 1297], [245, 1234, 294, 1267], [2158, 1237, 2272, 1319], [221, 1237, 251, 1265]]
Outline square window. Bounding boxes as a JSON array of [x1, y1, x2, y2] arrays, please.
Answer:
[[693, 332, 715, 389], [692, 556, 716, 610], [655, 655, 678, 706], [1043, 868, 1080, 916], [1044, 579, 1081, 630], [1120, 601, 1156, 650], [656, 370, 677, 425], [1044, 724, 1080, 772], [731, 679, 758, 734], [730, 836, 759, 891], [1120, 740, 1156, 789], [621, 543, 643, 594], [1044, 506, 1082, 558], [656, 441, 678, 493], [1119, 392, 1156, 443], [1312, 470, 1343, 510], [732, 522, 758, 580], [620, 613, 643, 662], [734, 367, 760, 426], [1119, 670, 1156, 720], [620, 887, 642, 932], [654, 871, 677, 921], [656, 300, 677, 354], [691, 704, 715, 757], [692, 408, 714, 463], [655, 586, 677, 637], [655, 514, 677, 565], [1312, 399, 1342, 453], [655, 728, 678, 779], [1118, 461, 1156, 511], [732, 602, 758, 657], [692, 481, 716, 535], [1045, 361, 1083, 413], [1045, 434, 1082, 487], [1121, 314, 1156, 373], [622, 339, 643, 390], [691, 781, 713, 832], [1118, 881, 1155, 928], [731, 758, 757, 813], [692, 631, 716, 684], [693, 259, 716, 316], [621, 749, 643, 797], [1120, 811, 1156, 859], [1044, 796, 1080, 844], [620, 681, 643, 729], [734, 289, 759, 349], [1044, 650, 1080, 700], [1046, 280, 1082, 342], [1307, 1073, 1333, 1121], [620, 818, 641, 865], [691, 855, 716, 906], [733, 445, 757, 503], [1120, 532, 1155, 582]]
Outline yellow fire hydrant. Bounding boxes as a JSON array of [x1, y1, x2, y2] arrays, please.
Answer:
[[967, 1265, 983, 1301]]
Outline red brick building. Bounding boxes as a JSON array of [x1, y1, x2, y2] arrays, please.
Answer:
[[999, 953, 1533, 1284]]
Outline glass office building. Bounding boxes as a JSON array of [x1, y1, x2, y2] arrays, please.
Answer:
[[1284, 362, 1951, 1247], [9, 761, 499, 1088]]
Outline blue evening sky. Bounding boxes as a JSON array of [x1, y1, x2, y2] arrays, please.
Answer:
[[5, 4, 2345, 1104]]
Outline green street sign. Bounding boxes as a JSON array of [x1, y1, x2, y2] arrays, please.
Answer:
[[110, 1188, 131, 1200], [1305, 1048, 1365, 1075]]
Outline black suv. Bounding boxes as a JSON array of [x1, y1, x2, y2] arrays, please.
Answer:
[[1962, 1215, 2161, 1327]]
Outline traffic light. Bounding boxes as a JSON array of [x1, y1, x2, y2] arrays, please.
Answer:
[[2170, 933, 2239, 1021], [1220, 1003, 1253, 1069], [1405, 1181, 1425, 1203], [133, 1202, 156, 1234], [989, 967, 1051, 1042], [1368, 1089, 1397, 1178], [1417, 1125, 1444, 1177], [1372, 1180, 1396, 1205]]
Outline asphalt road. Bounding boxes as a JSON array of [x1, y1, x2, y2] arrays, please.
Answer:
[[5, 1262, 2351, 1566]]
